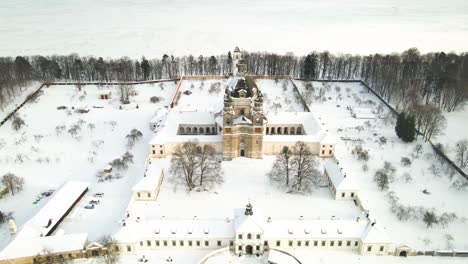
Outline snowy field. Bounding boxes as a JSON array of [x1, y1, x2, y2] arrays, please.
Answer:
[[174, 78, 229, 112], [174, 78, 304, 113], [1, 0, 467, 57], [0, 81, 177, 249], [254, 78, 306, 112], [294, 80, 468, 251]]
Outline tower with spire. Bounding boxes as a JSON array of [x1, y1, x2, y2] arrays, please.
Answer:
[[232, 46, 247, 76]]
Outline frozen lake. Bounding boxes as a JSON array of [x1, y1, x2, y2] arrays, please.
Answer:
[[0, 0, 467, 57]]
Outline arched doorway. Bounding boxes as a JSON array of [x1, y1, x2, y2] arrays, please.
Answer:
[[240, 149, 245, 157], [246, 245, 253, 254], [399, 251, 407, 257]]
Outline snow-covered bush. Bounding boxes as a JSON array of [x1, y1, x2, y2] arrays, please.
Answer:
[[150, 96, 162, 103], [401, 157, 412, 166], [11, 115, 25, 131]]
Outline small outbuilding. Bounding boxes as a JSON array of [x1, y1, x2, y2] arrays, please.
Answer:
[[99, 90, 112, 100]]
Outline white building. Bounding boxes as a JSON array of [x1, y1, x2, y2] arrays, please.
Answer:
[[114, 202, 391, 257], [132, 163, 164, 202], [324, 158, 359, 200]]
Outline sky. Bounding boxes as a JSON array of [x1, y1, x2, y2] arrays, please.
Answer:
[[0, 0, 467, 58]]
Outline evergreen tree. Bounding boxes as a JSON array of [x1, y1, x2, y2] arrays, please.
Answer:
[[395, 112, 415, 142]]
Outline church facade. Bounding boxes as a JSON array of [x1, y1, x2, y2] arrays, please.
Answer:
[[148, 47, 335, 160]]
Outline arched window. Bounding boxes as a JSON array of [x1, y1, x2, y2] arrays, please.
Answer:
[[277, 127, 282, 135], [199, 127, 204, 134], [256, 117, 260, 125], [290, 127, 295, 134], [271, 127, 276, 134], [193, 127, 198, 134], [297, 127, 302, 135], [186, 127, 191, 134], [247, 233, 252, 239], [266, 127, 270, 134], [205, 127, 210, 135], [226, 118, 231, 125], [179, 127, 185, 135], [212, 127, 215, 134], [284, 127, 288, 134]]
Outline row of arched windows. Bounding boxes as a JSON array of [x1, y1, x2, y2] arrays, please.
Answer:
[[179, 126, 216, 135], [266, 126, 302, 135]]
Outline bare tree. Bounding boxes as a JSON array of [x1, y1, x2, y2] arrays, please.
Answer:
[[125, 129, 143, 147], [413, 143, 423, 158], [268, 146, 294, 187], [1, 173, 24, 196], [291, 141, 320, 192], [170, 142, 223, 191], [97, 235, 120, 264], [412, 104, 447, 141], [455, 139, 468, 168], [170, 142, 199, 191], [118, 84, 131, 104], [197, 144, 223, 189]]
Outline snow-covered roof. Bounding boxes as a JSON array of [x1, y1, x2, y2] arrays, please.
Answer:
[[27, 181, 90, 237], [264, 112, 330, 143], [149, 110, 221, 145], [0, 233, 88, 260], [361, 223, 391, 244], [132, 163, 163, 192], [99, 89, 111, 95], [234, 208, 264, 234], [150, 108, 168, 126], [114, 219, 235, 243], [324, 159, 359, 191], [263, 218, 368, 240]]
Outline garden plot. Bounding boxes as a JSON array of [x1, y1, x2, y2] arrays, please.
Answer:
[[294, 80, 468, 251], [129, 156, 362, 223], [254, 78, 306, 112], [173, 79, 229, 112], [0, 82, 177, 250]]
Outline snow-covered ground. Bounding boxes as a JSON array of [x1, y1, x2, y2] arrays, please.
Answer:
[[255, 78, 306, 112], [174, 79, 228, 112], [0, 81, 177, 249], [133, 157, 361, 221], [1, 0, 467, 57], [72, 248, 468, 264], [294, 80, 468, 251]]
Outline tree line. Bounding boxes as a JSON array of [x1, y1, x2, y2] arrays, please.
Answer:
[[1, 48, 466, 113]]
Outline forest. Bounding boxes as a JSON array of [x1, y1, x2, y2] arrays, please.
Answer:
[[0, 49, 466, 113]]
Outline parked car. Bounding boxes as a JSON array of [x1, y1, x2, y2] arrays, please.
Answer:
[[89, 200, 100, 205], [84, 204, 95, 209], [94, 192, 104, 197], [42, 191, 54, 197]]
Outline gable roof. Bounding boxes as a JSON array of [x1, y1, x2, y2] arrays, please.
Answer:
[[324, 159, 359, 191]]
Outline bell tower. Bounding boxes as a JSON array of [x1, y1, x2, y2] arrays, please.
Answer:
[[232, 46, 247, 76]]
